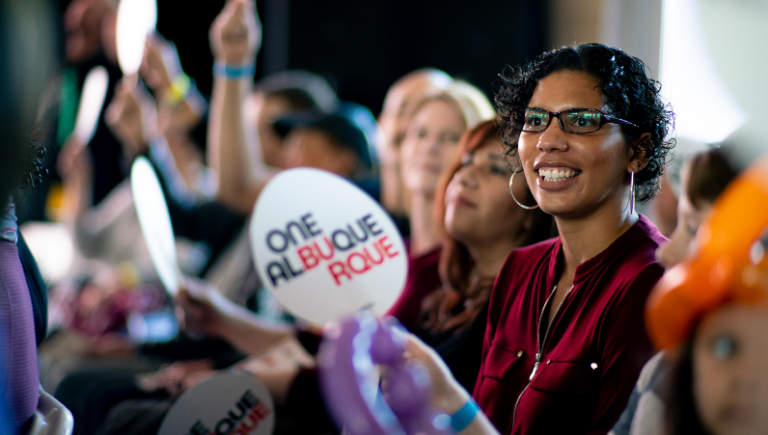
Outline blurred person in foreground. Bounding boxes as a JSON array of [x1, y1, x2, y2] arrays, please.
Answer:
[[643, 153, 768, 435], [0, 0, 61, 431], [608, 147, 739, 435]]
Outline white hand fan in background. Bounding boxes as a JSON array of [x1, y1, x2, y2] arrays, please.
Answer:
[[250, 168, 408, 326], [158, 373, 275, 435], [116, 0, 158, 75], [73, 66, 109, 145], [131, 156, 180, 296]]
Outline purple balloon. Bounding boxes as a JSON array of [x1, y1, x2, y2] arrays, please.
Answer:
[[318, 312, 454, 435], [381, 363, 429, 417]]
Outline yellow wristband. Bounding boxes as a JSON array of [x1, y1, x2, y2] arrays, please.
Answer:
[[164, 74, 191, 107]]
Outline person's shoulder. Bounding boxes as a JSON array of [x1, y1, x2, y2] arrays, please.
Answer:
[[509, 237, 559, 261], [619, 215, 667, 274], [496, 237, 559, 285], [636, 214, 668, 251]]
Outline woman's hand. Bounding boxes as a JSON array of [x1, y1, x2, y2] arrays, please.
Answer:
[[166, 369, 220, 398], [399, 331, 471, 415], [174, 279, 234, 338], [136, 358, 214, 392], [105, 79, 148, 157], [57, 138, 93, 182], [140, 40, 173, 93], [210, 0, 261, 65]]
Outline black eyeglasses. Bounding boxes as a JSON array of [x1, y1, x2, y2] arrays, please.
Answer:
[[508, 107, 638, 134]]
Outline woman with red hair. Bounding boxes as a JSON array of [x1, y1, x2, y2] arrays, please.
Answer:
[[387, 119, 553, 390]]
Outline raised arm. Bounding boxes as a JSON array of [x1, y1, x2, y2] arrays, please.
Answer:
[[176, 279, 293, 357], [208, 0, 266, 215]]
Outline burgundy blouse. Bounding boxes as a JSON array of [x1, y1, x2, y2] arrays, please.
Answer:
[[472, 215, 666, 435], [385, 247, 442, 330]]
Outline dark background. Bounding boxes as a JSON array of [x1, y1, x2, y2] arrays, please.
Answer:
[[78, 0, 548, 114], [28, 0, 547, 221]]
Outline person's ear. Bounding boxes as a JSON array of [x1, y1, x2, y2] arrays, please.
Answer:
[[627, 132, 652, 174]]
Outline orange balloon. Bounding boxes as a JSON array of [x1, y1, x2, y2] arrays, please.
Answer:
[[646, 157, 768, 350]]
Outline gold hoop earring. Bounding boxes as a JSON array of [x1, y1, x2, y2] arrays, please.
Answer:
[[629, 171, 636, 215], [509, 170, 539, 210]]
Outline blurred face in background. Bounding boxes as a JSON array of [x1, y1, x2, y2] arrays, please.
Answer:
[[64, 0, 113, 64], [693, 303, 768, 435], [282, 128, 356, 176], [401, 99, 466, 197], [655, 161, 713, 269], [378, 75, 447, 214], [444, 138, 530, 248], [249, 93, 294, 169]]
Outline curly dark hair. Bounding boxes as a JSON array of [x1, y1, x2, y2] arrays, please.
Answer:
[[495, 43, 675, 202]]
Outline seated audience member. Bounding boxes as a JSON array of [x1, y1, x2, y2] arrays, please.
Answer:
[[377, 68, 452, 219], [609, 147, 739, 435], [398, 43, 675, 435], [644, 157, 768, 435], [54, 59, 374, 435], [0, 120, 44, 435], [401, 80, 495, 258], [0, 0, 60, 430], [157, 120, 550, 435], [241, 70, 339, 175], [275, 107, 374, 179], [207, 0, 343, 215], [70, 104, 380, 435], [389, 120, 553, 391]]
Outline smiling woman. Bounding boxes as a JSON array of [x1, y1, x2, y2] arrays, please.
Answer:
[[400, 43, 677, 435], [466, 43, 675, 435]]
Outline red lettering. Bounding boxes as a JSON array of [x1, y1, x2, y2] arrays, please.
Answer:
[[329, 261, 352, 285], [233, 410, 259, 434], [314, 236, 335, 260], [347, 252, 372, 274], [230, 403, 273, 435], [378, 236, 400, 259], [363, 244, 384, 265], [254, 402, 271, 418], [297, 246, 319, 270]]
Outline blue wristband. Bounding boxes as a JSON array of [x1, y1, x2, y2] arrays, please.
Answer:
[[450, 398, 479, 433], [213, 62, 255, 79]]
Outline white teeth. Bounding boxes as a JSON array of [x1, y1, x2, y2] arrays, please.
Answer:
[[537, 167, 580, 182]]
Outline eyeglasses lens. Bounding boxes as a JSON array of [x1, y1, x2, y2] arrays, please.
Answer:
[[562, 110, 603, 133], [512, 109, 605, 133]]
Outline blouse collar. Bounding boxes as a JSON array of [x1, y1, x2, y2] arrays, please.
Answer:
[[546, 215, 662, 286]]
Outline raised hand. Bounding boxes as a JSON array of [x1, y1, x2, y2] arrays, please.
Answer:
[[398, 330, 471, 415], [174, 278, 230, 337], [57, 137, 93, 182], [209, 0, 261, 65], [140, 40, 173, 93], [105, 79, 148, 157]]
